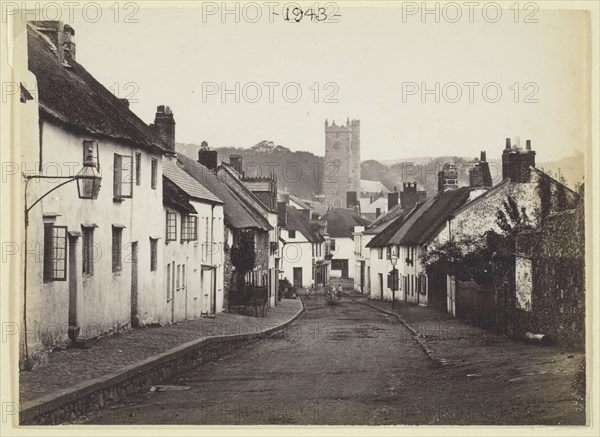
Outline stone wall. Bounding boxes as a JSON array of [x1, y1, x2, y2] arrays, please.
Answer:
[[514, 202, 585, 349]]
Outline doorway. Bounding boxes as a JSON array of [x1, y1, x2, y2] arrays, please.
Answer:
[[379, 273, 384, 300], [67, 233, 79, 343], [293, 267, 302, 288], [130, 242, 139, 327]]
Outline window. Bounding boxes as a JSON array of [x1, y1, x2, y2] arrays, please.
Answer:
[[150, 238, 158, 271], [82, 226, 95, 276], [288, 230, 296, 238], [166, 211, 177, 242], [135, 153, 141, 185], [112, 226, 123, 273], [378, 247, 383, 259], [113, 153, 133, 199], [43, 225, 67, 282], [151, 158, 158, 189], [406, 246, 415, 265], [181, 215, 198, 242], [312, 243, 315, 257], [330, 239, 336, 251], [386, 246, 391, 260]]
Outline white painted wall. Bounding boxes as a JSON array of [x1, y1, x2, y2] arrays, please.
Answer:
[[163, 195, 225, 322], [279, 228, 313, 288], [25, 121, 165, 353], [330, 237, 356, 279]]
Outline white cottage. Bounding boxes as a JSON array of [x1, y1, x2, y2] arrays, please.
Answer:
[[19, 21, 171, 361], [162, 157, 225, 320]]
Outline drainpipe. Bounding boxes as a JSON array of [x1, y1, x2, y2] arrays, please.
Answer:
[[210, 204, 215, 313]]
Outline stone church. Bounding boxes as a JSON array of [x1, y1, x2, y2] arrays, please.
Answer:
[[322, 118, 361, 208]]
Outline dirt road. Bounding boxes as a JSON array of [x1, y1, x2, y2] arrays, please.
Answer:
[[85, 293, 585, 425]]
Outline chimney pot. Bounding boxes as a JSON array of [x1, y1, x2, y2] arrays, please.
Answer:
[[505, 138, 511, 149], [526, 139, 531, 150], [481, 151, 486, 162]]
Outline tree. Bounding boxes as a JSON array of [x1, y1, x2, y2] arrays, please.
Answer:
[[230, 230, 256, 289]]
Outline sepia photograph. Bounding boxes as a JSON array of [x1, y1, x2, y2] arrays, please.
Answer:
[[0, 0, 597, 433]]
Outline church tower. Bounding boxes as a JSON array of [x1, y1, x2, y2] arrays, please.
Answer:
[[323, 118, 361, 208]]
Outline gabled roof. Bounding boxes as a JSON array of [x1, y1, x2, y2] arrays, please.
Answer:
[[361, 179, 389, 193], [163, 159, 223, 204], [449, 179, 510, 218], [289, 194, 312, 211], [176, 154, 271, 231], [365, 204, 405, 234], [321, 208, 371, 238], [367, 187, 472, 248], [285, 206, 324, 243], [366, 204, 421, 248], [219, 164, 275, 213], [399, 187, 472, 245], [27, 24, 166, 154]]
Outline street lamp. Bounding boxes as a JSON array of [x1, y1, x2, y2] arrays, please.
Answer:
[[22, 148, 101, 369], [390, 254, 398, 310]]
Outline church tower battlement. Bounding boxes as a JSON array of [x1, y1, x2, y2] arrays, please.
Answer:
[[323, 118, 361, 208]]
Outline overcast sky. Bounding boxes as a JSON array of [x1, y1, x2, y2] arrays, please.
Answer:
[[67, 5, 588, 162]]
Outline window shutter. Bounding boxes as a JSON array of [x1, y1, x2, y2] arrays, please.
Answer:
[[43, 225, 53, 282], [113, 154, 122, 198]]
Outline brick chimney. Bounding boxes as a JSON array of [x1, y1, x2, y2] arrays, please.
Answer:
[[388, 186, 399, 210], [63, 24, 75, 60], [153, 105, 175, 152], [502, 138, 536, 183], [31, 21, 77, 64], [277, 201, 288, 226], [438, 164, 459, 192], [230, 155, 243, 176], [401, 182, 418, 210], [197, 141, 218, 171]]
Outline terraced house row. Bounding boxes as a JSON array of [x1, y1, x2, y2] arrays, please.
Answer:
[[353, 143, 585, 349], [15, 21, 289, 366]]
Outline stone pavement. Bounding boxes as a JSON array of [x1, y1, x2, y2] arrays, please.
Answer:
[[20, 299, 303, 404]]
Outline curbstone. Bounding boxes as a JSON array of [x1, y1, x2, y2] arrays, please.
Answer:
[[20, 300, 305, 425]]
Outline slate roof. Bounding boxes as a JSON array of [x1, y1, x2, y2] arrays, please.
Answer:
[[176, 154, 271, 231], [163, 177, 197, 214], [399, 187, 472, 245], [321, 208, 371, 239], [361, 179, 389, 193], [366, 204, 421, 248], [285, 206, 324, 243], [218, 164, 276, 213], [365, 204, 405, 234], [367, 187, 472, 247], [163, 159, 223, 204], [289, 195, 312, 211], [27, 24, 167, 153]]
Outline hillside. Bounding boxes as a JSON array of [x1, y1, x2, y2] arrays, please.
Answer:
[[177, 141, 323, 199], [177, 141, 584, 200]]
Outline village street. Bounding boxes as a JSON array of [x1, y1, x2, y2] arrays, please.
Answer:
[[84, 286, 585, 426]]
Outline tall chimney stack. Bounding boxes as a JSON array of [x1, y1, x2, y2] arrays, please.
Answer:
[[197, 141, 218, 171], [63, 24, 76, 60], [230, 155, 243, 175], [153, 105, 175, 152]]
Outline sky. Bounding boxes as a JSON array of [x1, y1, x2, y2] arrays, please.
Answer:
[[62, 4, 589, 162]]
